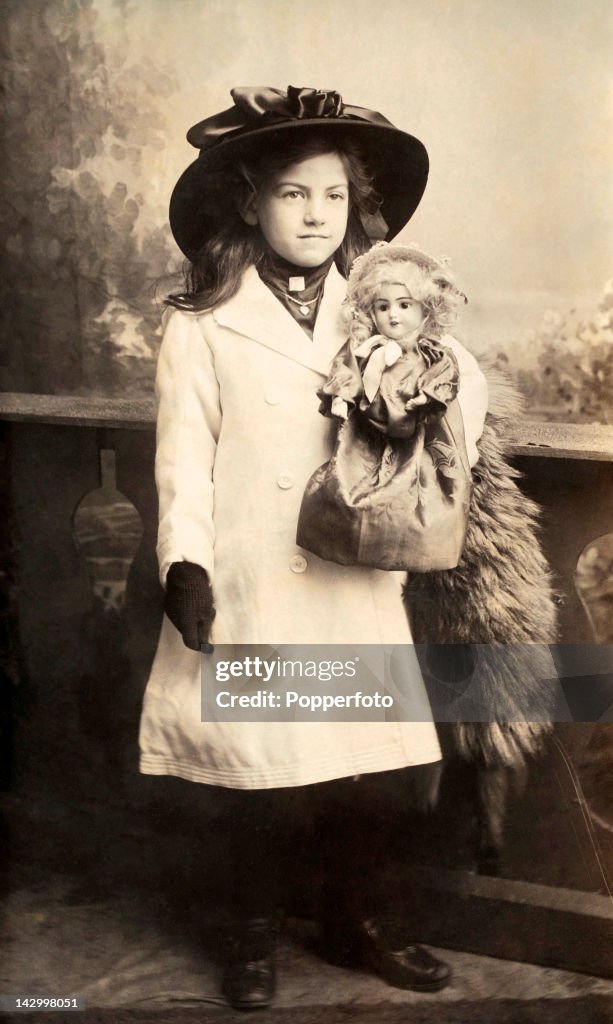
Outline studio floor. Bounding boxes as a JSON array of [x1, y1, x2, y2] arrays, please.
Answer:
[[2, 870, 613, 1017], [2, 787, 613, 1024], [3, 723, 613, 1022]]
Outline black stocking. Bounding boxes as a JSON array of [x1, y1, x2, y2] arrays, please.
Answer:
[[220, 788, 289, 920]]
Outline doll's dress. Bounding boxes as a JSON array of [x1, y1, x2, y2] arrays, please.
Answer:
[[320, 334, 460, 436], [296, 334, 473, 571]]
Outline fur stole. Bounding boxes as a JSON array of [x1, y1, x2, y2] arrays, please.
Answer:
[[404, 364, 559, 767]]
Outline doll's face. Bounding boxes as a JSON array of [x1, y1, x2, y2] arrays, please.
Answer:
[[241, 152, 349, 267], [372, 283, 425, 340]]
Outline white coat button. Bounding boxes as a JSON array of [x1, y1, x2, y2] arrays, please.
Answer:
[[289, 554, 308, 573], [265, 389, 281, 405], [277, 473, 294, 490]]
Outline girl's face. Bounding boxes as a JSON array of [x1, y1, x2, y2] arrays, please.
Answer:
[[372, 283, 425, 340], [242, 152, 350, 267]]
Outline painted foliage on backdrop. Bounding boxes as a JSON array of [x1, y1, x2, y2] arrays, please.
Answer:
[[0, 0, 180, 396], [515, 282, 613, 425]]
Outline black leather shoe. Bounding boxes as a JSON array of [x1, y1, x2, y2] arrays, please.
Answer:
[[320, 917, 451, 992], [222, 917, 277, 1011]]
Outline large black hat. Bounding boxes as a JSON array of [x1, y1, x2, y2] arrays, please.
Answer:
[[170, 86, 429, 261]]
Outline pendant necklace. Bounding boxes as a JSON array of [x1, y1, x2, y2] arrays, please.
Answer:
[[285, 292, 319, 317], [287, 274, 318, 317]]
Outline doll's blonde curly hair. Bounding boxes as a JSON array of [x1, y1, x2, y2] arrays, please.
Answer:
[[343, 241, 466, 345]]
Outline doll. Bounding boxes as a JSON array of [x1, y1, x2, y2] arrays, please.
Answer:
[[297, 242, 473, 571]]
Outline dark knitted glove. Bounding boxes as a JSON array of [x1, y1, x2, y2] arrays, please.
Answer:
[[164, 562, 216, 652]]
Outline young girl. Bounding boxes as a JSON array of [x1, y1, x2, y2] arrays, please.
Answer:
[[297, 242, 473, 571], [139, 86, 489, 1010]]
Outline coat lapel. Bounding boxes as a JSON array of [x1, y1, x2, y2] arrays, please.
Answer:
[[212, 264, 348, 377]]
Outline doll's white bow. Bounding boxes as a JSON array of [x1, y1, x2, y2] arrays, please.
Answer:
[[353, 337, 404, 402]]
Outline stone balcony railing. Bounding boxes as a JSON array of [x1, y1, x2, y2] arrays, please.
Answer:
[[2, 391, 612, 643]]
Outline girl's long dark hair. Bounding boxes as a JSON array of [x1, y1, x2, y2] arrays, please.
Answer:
[[167, 130, 381, 312]]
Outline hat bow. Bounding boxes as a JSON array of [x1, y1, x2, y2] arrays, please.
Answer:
[[187, 85, 393, 150]]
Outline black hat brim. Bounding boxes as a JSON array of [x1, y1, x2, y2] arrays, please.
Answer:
[[169, 119, 428, 261]]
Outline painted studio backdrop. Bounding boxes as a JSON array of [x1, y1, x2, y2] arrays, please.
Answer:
[[1, 0, 611, 420]]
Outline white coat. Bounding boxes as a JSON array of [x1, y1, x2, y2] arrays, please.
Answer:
[[139, 264, 489, 789]]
